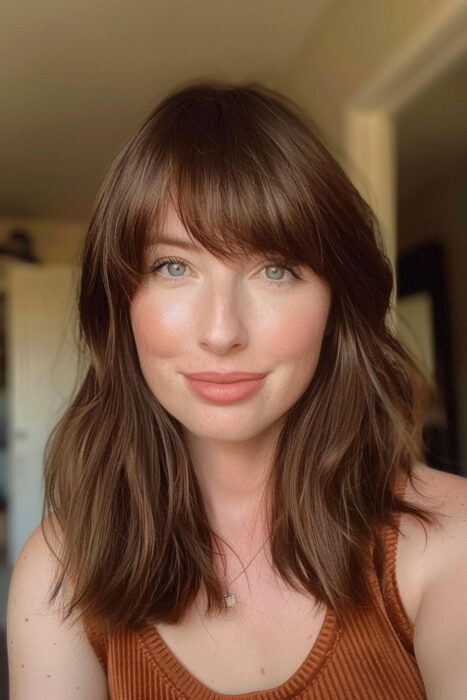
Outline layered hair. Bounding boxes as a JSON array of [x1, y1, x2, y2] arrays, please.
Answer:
[[43, 80, 442, 631]]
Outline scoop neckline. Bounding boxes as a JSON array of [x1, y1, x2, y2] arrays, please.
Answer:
[[138, 603, 340, 699]]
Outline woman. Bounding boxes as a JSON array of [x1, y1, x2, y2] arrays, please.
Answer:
[[7, 81, 467, 699]]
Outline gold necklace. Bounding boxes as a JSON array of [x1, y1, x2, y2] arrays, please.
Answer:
[[221, 540, 267, 608]]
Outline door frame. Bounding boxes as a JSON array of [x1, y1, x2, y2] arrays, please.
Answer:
[[344, 0, 467, 269]]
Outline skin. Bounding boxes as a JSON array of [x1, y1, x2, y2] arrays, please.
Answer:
[[130, 203, 332, 546]]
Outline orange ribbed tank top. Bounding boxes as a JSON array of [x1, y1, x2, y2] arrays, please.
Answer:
[[84, 470, 427, 698]]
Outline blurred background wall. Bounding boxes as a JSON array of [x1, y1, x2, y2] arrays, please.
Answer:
[[1, 0, 466, 573]]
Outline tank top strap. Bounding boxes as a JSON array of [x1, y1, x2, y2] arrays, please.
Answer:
[[380, 468, 416, 655]]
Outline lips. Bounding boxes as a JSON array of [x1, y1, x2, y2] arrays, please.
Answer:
[[183, 371, 267, 383], [184, 374, 266, 403]]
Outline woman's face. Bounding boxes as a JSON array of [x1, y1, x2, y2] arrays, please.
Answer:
[[130, 204, 331, 444]]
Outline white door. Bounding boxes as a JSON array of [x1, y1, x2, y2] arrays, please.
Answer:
[[5, 262, 78, 565]]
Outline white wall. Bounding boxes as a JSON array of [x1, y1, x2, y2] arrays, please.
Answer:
[[5, 262, 78, 564], [0, 219, 85, 561]]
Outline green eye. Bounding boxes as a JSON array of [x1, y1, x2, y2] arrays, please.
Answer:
[[265, 265, 286, 280], [150, 256, 187, 276], [149, 256, 302, 288]]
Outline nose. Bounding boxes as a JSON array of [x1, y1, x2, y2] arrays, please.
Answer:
[[197, 277, 248, 354]]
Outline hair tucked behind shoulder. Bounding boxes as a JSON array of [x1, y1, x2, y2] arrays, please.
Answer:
[[42, 79, 442, 632]]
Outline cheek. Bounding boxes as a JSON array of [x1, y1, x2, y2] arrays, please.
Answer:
[[274, 311, 327, 353], [271, 296, 331, 404], [130, 290, 189, 360], [268, 293, 331, 363]]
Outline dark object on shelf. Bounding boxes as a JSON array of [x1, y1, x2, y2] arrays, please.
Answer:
[[0, 229, 39, 263]]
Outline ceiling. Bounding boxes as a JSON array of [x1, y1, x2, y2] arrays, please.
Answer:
[[1, 0, 465, 223], [0, 0, 330, 220]]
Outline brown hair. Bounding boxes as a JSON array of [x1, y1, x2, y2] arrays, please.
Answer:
[[43, 79, 442, 631]]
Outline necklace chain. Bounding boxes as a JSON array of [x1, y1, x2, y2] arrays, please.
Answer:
[[221, 539, 268, 608], [226, 541, 265, 586]]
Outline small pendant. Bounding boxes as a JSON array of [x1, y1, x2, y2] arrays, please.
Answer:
[[222, 592, 238, 607]]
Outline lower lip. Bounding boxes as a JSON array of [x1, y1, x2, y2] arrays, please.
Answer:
[[183, 376, 266, 403]]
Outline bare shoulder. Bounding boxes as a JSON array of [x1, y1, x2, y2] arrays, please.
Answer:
[[7, 519, 108, 700], [406, 462, 467, 511], [410, 462, 467, 582], [403, 465, 467, 695], [404, 462, 467, 537], [396, 462, 467, 626]]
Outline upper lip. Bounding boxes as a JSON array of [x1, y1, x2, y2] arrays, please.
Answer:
[[184, 371, 267, 383]]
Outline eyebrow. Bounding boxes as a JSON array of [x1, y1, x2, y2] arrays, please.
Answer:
[[155, 236, 204, 251]]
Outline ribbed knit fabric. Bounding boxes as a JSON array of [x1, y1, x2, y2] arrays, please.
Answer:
[[84, 469, 427, 698]]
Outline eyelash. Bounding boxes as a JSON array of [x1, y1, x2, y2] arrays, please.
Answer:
[[149, 256, 303, 288]]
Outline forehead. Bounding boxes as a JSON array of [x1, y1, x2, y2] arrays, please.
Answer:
[[153, 201, 248, 268], [157, 203, 203, 250], [150, 199, 319, 274]]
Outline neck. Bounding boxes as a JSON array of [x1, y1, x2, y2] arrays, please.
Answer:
[[183, 429, 277, 543]]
